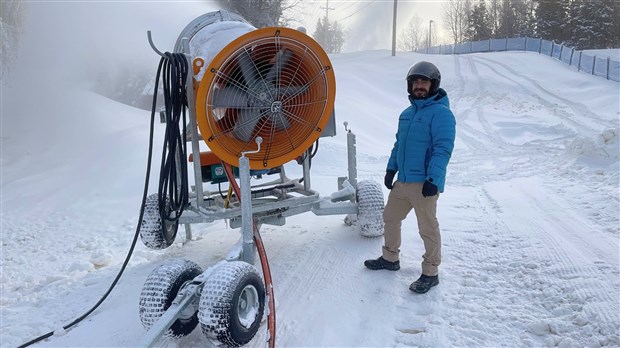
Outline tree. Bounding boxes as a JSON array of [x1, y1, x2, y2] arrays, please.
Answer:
[[495, 0, 534, 38], [399, 15, 424, 51], [487, 0, 501, 37], [443, 0, 472, 44], [535, 0, 570, 42], [216, 0, 299, 27], [570, 0, 615, 49], [468, 0, 492, 41], [312, 17, 345, 54]]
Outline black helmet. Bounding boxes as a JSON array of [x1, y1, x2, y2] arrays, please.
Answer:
[[406, 61, 441, 96]]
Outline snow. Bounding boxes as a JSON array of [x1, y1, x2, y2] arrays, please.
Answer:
[[2, 5, 620, 348]]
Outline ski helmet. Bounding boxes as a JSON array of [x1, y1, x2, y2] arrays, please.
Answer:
[[406, 61, 441, 96]]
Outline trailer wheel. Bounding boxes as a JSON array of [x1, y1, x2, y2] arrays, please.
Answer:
[[139, 259, 203, 338], [140, 193, 179, 249], [199, 261, 265, 347], [356, 180, 385, 237]]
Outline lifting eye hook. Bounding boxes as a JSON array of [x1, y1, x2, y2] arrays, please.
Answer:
[[147, 31, 166, 58]]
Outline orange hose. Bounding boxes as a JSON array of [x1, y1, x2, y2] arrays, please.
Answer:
[[222, 162, 276, 348]]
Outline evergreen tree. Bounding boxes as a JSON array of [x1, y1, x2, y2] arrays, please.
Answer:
[[488, 0, 501, 37], [535, 0, 569, 42], [312, 17, 345, 53], [571, 0, 615, 49], [497, 0, 515, 37], [513, 0, 535, 37], [613, 1, 620, 48], [468, 0, 492, 41]]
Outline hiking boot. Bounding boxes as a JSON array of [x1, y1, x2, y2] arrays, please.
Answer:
[[364, 256, 400, 271], [409, 274, 439, 293]]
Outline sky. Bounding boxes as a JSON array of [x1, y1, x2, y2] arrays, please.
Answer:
[[2, 2, 619, 348], [289, 0, 445, 52]]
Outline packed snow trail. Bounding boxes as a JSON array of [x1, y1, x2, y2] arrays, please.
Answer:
[[2, 49, 618, 347]]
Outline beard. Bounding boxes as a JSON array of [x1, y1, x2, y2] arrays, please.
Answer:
[[412, 88, 429, 99]]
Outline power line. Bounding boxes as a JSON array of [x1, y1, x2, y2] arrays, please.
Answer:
[[320, 0, 335, 20], [339, 0, 379, 23]]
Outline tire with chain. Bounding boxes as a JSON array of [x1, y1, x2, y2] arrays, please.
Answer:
[[356, 180, 385, 237], [139, 193, 179, 249], [138, 259, 203, 338], [199, 261, 265, 347]]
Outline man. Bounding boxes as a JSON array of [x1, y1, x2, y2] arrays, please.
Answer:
[[364, 61, 456, 294]]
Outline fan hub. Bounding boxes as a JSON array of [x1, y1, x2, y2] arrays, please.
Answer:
[[270, 101, 282, 113]]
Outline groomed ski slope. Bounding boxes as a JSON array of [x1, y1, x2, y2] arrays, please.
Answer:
[[2, 47, 619, 347]]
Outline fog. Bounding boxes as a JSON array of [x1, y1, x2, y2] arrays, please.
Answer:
[[2, 1, 220, 149], [2, 0, 443, 145], [292, 0, 445, 52]]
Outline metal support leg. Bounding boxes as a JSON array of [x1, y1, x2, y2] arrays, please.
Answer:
[[239, 155, 255, 265], [346, 127, 358, 190], [184, 224, 193, 244], [302, 149, 311, 191]]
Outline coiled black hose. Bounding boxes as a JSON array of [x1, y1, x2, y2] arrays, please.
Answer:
[[16, 52, 187, 347]]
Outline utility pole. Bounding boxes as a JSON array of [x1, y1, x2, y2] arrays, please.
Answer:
[[321, 0, 335, 21], [391, 0, 398, 56], [427, 19, 433, 53]]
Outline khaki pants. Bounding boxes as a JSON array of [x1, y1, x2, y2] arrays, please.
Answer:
[[382, 181, 441, 276]]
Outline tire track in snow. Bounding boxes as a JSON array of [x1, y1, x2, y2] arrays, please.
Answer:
[[251, 219, 402, 347], [482, 180, 620, 346], [471, 56, 613, 134], [406, 184, 620, 347], [449, 56, 547, 186]]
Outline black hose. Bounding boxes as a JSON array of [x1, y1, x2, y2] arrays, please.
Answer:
[[158, 52, 190, 244], [16, 56, 168, 348]]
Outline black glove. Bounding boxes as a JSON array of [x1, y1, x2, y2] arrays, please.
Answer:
[[384, 170, 396, 190], [422, 179, 438, 197]]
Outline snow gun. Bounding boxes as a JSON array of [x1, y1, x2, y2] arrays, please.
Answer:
[[137, 10, 385, 347]]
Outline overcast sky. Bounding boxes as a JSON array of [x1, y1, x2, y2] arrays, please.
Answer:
[[288, 0, 446, 52]]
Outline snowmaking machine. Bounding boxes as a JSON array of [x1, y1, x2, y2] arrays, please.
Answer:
[[137, 11, 384, 347]]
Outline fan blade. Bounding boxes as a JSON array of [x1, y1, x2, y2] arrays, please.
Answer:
[[212, 86, 249, 108], [266, 49, 294, 83], [279, 85, 309, 99], [237, 51, 259, 87], [234, 108, 263, 142], [272, 112, 290, 130]]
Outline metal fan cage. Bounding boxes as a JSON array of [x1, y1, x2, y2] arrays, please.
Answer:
[[195, 27, 335, 170]]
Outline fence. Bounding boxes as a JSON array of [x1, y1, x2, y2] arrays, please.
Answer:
[[416, 37, 620, 82]]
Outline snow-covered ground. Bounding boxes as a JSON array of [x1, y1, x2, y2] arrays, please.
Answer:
[[2, 4, 619, 348]]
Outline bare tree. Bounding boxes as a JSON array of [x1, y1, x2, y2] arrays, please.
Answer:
[[442, 0, 472, 44], [487, 0, 501, 37], [216, 0, 301, 27], [398, 15, 424, 51]]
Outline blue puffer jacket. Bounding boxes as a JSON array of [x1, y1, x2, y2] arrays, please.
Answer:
[[386, 88, 456, 192]]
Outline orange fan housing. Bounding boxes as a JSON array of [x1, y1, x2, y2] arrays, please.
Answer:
[[195, 27, 336, 170]]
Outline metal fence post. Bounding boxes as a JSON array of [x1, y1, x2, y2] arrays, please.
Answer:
[[607, 57, 610, 80], [539, 39, 542, 54], [569, 47, 574, 66], [578, 51, 582, 72], [592, 56, 596, 75], [559, 44, 564, 61], [550, 41, 554, 56]]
